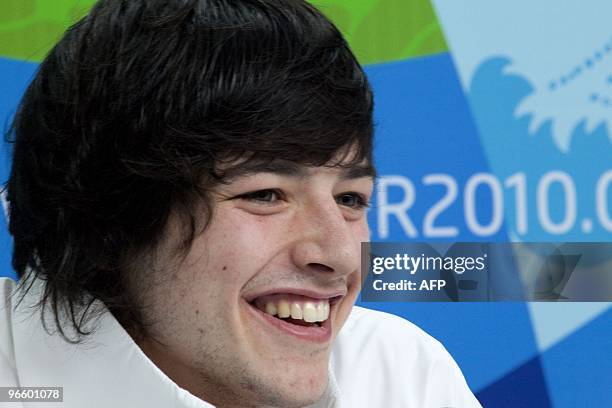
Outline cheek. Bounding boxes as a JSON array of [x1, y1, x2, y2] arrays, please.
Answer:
[[186, 213, 286, 283], [351, 219, 370, 244], [331, 220, 368, 329]]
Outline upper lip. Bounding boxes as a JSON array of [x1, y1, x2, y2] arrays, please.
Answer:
[[244, 287, 347, 303]]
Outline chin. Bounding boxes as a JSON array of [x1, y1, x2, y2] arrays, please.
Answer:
[[268, 379, 328, 408], [248, 360, 329, 408]]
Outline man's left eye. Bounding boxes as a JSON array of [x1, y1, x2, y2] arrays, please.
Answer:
[[336, 193, 369, 209]]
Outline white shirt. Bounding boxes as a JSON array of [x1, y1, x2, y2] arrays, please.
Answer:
[[0, 277, 481, 407]]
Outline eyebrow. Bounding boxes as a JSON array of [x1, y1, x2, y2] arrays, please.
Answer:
[[218, 160, 377, 182]]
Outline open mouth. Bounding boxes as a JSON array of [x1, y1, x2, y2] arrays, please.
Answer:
[[246, 293, 342, 341]]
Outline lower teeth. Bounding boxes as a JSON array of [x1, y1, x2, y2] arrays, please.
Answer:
[[280, 317, 320, 327]]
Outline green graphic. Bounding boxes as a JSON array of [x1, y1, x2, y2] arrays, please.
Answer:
[[0, 0, 96, 62], [0, 0, 447, 64], [312, 0, 448, 64]]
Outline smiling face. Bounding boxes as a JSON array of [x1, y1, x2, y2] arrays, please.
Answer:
[[129, 154, 374, 407]]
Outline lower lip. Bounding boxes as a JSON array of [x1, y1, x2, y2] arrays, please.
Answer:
[[245, 301, 333, 343]]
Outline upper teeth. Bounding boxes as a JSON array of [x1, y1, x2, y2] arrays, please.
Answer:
[[260, 299, 330, 323]]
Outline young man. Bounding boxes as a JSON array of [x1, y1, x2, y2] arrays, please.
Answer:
[[0, 0, 481, 407]]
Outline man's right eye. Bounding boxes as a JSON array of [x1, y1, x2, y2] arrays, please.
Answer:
[[236, 189, 282, 203]]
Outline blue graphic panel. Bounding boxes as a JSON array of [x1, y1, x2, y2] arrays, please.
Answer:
[[468, 57, 612, 241], [433, 0, 612, 153], [540, 308, 612, 408], [476, 354, 552, 407], [365, 54, 510, 242], [360, 54, 538, 392], [430, 2, 612, 404], [0, 57, 38, 280]]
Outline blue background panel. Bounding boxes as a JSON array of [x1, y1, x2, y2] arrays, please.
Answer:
[[0, 57, 38, 280]]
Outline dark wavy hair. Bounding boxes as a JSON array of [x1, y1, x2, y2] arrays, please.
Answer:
[[6, 0, 374, 342]]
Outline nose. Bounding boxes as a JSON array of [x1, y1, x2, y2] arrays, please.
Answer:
[[289, 196, 361, 278]]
